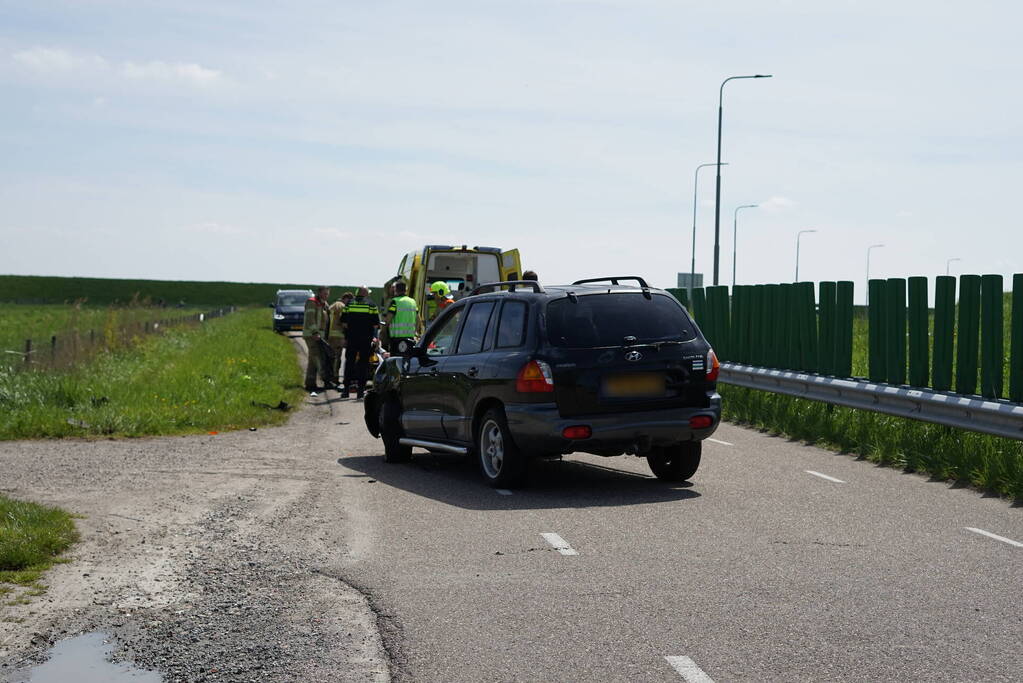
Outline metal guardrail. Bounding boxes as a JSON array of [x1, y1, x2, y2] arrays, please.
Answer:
[[719, 362, 1023, 441]]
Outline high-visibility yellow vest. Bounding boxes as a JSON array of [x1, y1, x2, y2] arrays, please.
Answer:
[[389, 296, 418, 338]]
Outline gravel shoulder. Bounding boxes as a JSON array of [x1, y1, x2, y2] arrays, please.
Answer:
[[0, 335, 389, 682]]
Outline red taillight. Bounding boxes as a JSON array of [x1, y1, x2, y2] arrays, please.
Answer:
[[706, 349, 720, 382], [689, 415, 714, 430], [562, 425, 592, 439], [516, 359, 554, 393]]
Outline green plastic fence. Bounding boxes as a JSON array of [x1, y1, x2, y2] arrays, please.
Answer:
[[674, 272, 1021, 403]]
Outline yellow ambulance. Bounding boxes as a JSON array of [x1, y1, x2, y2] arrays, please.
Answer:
[[387, 245, 523, 330]]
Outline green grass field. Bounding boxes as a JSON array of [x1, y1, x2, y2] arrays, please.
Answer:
[[0, 495, 79, 594], [0, 302, 203, 363], [0, 308, 304, 439], [0, 274, 360, 307]]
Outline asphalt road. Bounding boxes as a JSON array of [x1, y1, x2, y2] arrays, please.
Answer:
[[2, 333, 1020, 682], [328, 391, 1023, 682]]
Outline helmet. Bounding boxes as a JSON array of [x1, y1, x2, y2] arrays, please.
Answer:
[[430, 281, 450, 296]]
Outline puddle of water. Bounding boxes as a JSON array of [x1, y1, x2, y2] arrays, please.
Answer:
[[16, 632, 161, 683]]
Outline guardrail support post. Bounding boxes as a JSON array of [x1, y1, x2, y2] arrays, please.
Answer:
[[799, 282, 818, 372], [981, 274, 1004, 398], [885, 278, 907, 385], [956, 274, 981, 395], [764, 284, 780, 367], [1012, 273, 1023, 403], [868, 279, 887, 382], [835, 281, 854, 378], [818, 282, 836, 375], [779, 283, 794, 369], [908, 276, 929, 388], [933, 275, 956, 391]]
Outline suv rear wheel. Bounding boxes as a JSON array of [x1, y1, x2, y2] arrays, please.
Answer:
[[646, 442, 701, 481], [379, 398, 412, 463], [476, 408, 526, 488]]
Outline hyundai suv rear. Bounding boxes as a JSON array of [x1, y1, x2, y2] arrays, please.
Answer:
[[364, 277, 721, 487]]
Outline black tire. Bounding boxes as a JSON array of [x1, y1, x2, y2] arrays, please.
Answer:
[[646, 442, 701, 481], [476, 408, 526, 488], [379, 398, 412, 463]]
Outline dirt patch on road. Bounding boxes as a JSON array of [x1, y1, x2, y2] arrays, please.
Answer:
[[0, 336, 389, 682]]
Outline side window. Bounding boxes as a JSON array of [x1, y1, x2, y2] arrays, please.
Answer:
[[425, 308, 464, 356], [496, 301, 528, 348], [456, 302, 496, 355]]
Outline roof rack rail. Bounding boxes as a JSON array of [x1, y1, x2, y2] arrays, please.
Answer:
[[571, 276, 650, 288], [470, 280, 546, 296]]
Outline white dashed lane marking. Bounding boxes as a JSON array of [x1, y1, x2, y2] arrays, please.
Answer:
[[805, 470, 846, 483], [540, 533, 578, 556], [706, 438, 733, 446], [664, 656, 715, 682], [965, 527, 1023, 548], [495, 489, 513, 496]]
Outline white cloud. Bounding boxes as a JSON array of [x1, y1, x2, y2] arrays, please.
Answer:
[[11, 46, 221, 88], [312, 228, 350, 240], [121, 61, 221, 87], [12, 46, 106, 72], [185, 221, 244, 235], [760, 196, 797, 213]]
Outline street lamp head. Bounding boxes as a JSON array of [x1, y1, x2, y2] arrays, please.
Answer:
[[754, 74, 773, 78]]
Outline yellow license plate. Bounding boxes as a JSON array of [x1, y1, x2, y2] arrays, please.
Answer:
[[292, 325, 303, 330], [603, 373, 666, 398]]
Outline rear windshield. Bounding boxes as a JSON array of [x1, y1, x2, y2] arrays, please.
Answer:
[[277, 294, 308, 307], [545, 293, 696, 348]]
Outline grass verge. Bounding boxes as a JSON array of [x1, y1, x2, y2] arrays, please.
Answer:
[[0, 495, 79, 590], [0, 308, 304, 439], [721, 385, 1023, 503]]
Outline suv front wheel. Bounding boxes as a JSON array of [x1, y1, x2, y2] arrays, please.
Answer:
[[379, 398, 412, 463], [647, 442, 701, 481], [476, 408, 526, 488]]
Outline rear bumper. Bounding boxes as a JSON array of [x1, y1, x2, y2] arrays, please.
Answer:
[[503, 393, 721, 456]]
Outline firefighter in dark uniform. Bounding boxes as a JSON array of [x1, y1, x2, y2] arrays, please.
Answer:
[[340, 286, 380, 399]]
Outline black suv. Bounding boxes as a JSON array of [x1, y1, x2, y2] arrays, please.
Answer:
[[363, 277, 721, 487]]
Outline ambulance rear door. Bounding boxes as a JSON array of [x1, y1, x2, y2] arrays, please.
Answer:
[[500, 249, 522, 282]]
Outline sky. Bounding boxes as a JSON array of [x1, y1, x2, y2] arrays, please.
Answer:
[[2, 0, 1022, 302]]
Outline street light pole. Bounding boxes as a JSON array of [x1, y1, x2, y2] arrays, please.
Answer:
[[732, 204, 758, 288], [690, 162, 728, 301], [866, 243, 885, 303], [713, 73, 772, 286], [795, 229, 817, 282], [945, 257, 962, 276]]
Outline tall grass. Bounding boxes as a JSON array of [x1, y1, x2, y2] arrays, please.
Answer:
[[0, 302, 202, 366], [0, 308, 304, 439], [722, 385, 1023, 503]]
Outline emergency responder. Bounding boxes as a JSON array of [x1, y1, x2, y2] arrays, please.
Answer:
[[384, 281, 418, 355], [426, 280, 453, 320], [340, 286, 380, 399], [302, 286, 331, 392], [327, 291, 353, 385]]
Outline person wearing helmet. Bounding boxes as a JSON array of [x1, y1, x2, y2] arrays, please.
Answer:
[[426, 280, 453, 321]]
